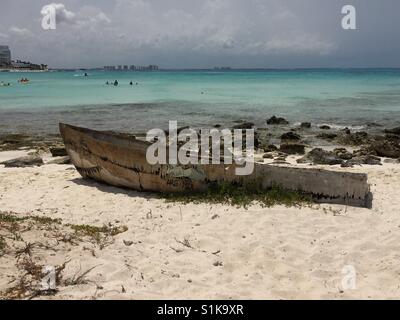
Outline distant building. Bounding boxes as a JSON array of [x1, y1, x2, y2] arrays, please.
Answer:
[[0, 45, 11, 67], [214, 67, 231, 71], [11, 60, 47, 70], [103, 64, 159, 72], [148, 65, 159, 71]]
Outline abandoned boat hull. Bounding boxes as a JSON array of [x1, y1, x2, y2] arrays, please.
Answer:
[[59, 123, 372, 208]]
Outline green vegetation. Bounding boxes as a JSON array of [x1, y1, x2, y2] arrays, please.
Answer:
[[0, 213, 61, 225], [0, 236, 6, 255], [69, 223, 128, 246], [0, 212, 128, 299], [0, 212, 127, 248], [163, 182, 312, 208]]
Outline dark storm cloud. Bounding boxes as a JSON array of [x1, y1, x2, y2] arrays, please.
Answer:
[[0, 0, 399, 68]]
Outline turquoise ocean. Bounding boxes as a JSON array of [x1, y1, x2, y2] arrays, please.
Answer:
[[1, 69, 400, 134]]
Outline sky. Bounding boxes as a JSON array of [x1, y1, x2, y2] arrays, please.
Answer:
[[0, 0, 399, 69]]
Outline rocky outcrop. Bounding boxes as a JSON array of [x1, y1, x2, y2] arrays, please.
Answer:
[[297, 148, 343, 165], [266, 116, 289, 125], [338, 131, 369, 146], [341, 127, 351, 135], [259, 143, 278, 153], [232, 122, 255, 130], [317, 133, 338, 140], [0, 133, 63, 152], [281, 132, 301, 141], [50, 146, 68, 157], [1, 155, 43, 168], [262, 153, 274, 159], [319, 125, 331, 130], [300, 122, 311, 129], [280, 143, 306, 155], [384, 158, 400, 164], [372, 140, 400, 158], [384, 127, 400, 135], [342, 155, 382, 167], [353, 146, 377, 157], [334, 148, 353, 160]]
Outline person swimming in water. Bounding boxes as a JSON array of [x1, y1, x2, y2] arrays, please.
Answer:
[[130, 81, 133, 85], [106, 81, 109, 85], [114, 80, 119, 86]]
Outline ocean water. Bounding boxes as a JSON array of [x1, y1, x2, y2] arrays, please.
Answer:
[[1, 69, 400, 134]]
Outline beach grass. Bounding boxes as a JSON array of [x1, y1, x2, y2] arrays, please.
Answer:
[[163, 183, 312, 208], [69, 223, 128, 245], [0, 213, 62, 225]]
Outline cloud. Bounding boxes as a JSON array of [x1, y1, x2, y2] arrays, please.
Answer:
[[9, 26, 33, 37], [222, 38, 235, 49], [249, 34, 335, 56], [40, 3, 111, 27], [76, 6, 111, 26], [41, 3, 76, 25], [102, 0, 334, 56], [4, 0, 398, 68]]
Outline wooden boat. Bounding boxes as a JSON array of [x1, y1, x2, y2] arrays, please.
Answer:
[[59, 123, 372, 208]]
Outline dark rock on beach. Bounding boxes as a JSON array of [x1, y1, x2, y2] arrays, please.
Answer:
[[384, 127, 400, 135], [319, 125, 331, 130], [280, 143, 305, 155], [317, 132, 338, 140], [50, 146, 68, 157], [366, 122, 383, 128], [342, 155, 382, 167], [0, 133, 63, 152], [1, 155, 43, 168], [262, 153, 274, 159], [353, 146, 377, 157], [297, 148, 343, 165], [334, 148, 353, 160], [356, 155, 382, 166], [266, 116, 289, 125], [281, 132, 301, 141], [384, 158, 400, 164], [372, 140, 400, 158], [341, 127, 351, 135], [163, 126, 190, 136], [300, 122, 311, 129], [232, 122, 254, 130], [337, 131, 369, 146], [263, 144, 278, 152]]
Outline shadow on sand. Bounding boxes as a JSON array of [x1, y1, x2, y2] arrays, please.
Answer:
[[70, 177, 162, 200]]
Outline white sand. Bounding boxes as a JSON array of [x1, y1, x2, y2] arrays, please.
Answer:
[[1, 153, 400, 299]]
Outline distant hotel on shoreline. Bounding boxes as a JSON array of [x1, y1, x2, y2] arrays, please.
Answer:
[[103, 65, 159, 72], [0, 45, 47, 71]]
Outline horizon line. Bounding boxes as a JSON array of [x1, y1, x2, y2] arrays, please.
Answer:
[[48, 66, 400, 71]]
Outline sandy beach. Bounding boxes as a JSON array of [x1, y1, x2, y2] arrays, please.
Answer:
[[2, 0, 400, 304], [1, 149, 400, 300]]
